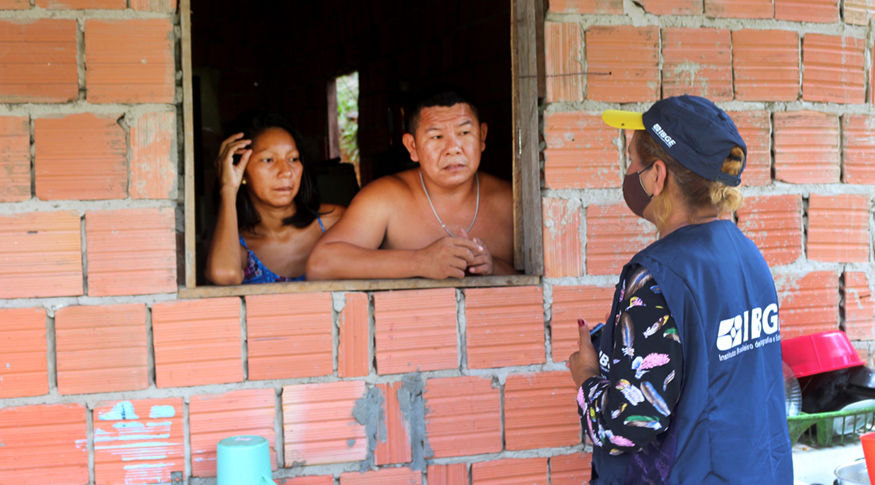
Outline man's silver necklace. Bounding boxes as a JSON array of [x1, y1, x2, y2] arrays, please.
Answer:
[[419, 169, 479, 237]]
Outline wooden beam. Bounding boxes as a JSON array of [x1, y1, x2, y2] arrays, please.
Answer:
[[180, 0, 196, 288], [513, 0, 544, 276]]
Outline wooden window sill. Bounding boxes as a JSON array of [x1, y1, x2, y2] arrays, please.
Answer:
[[177, 274, 541, 299]]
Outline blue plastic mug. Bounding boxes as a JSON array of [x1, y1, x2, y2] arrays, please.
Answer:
[[217, 435, 277, 485]]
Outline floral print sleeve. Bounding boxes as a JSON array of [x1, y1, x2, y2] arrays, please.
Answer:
[[577, 265, 683, 454]]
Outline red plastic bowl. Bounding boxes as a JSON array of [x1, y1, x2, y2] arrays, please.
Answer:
[[781, 330, 864, 378]]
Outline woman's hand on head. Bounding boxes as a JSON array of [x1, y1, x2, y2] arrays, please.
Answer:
[[216, 133, 253, 192]]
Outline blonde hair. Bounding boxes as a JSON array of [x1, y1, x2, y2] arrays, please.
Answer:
[[633, 133, 745, 229]]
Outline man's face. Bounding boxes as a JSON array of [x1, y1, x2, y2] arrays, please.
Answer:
[[403, 103, 487, 187]]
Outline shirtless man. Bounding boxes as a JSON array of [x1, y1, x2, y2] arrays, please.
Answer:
[[306, 85, 515, 280]]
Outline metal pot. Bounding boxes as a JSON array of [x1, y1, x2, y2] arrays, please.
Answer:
[[835, 459, 870, 485]]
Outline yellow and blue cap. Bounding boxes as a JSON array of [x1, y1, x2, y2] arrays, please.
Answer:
[[602, 95, 747, 187]]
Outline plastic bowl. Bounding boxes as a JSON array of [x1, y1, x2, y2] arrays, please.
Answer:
[[782, 330, 864, 378]]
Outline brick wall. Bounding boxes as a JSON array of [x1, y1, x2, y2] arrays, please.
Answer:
[[542, 1, 875, 363], [0, 1, 874, 484]]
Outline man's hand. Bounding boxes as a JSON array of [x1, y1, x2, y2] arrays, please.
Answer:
[[567, 318, 602, 389], [459, 228, 493, 275], [415, 236, 480, 279]]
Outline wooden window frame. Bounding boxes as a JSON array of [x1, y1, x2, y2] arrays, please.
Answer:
[[178, 0, 542, 298]]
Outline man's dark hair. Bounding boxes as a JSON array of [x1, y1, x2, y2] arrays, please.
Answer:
[[225, 111, 322, 233], [407, 83, 481, 135]]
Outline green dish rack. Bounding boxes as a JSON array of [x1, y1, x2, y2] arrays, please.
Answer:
[[788, 404, 875, 446]]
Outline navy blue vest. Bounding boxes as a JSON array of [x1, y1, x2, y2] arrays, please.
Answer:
[[593, 220, 793, 484]]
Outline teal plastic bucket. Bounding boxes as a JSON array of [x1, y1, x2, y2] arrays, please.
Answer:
[[216, 435, 277, 485]]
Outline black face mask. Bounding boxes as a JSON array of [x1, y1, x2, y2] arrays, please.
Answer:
[[623, 163, 654, 218]]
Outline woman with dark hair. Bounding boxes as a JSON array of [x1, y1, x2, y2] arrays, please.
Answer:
[[205, 112, 344, 285]]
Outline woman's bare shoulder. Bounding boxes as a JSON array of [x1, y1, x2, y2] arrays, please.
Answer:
[[319, 204, 346, 227]]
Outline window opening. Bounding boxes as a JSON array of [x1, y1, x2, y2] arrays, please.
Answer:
[[335, 72, 360, 185], [183, 0, 540, 294]]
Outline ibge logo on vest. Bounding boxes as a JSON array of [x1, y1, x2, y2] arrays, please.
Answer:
[[716, 303, 779, 361]]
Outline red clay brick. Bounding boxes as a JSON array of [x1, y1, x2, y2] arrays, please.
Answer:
[[283, 381, 368, 465], [807, 194, 869, 263], [636, 0, 702, 15], [36, 0, 124, 7], [472, 457, 548, 484], [375, 381, 412, 465], [338, 292, 369, 378], [544, 22, 583, 103], [35, 113, 126, 200], [276, 478, 334, 485], [586, 202, 658, 276], [547, 0, 623, 14], [0, 19, 77, 102], [0, 116, 30, 202], [842, 115, 875, 184], [844, 272, 875, 340], [551, 285, 615, 362], [775, 0, 839, 22], [776, 271, 839, 339], [86, 208, 176, 296], [726, 111, 771, 186], [465, 286, 545, 369], [0, 308, 47, 398], [374, 288, 457, 374], [705, 0, 772, 18], [735, 195, 803, 267], [340, 468, 422, 485], [152, 298, 243, 388], [543, 198, 582, 278], [552, 453, 593, 485], [505, 372, 580, 450], [544, 111, 621, 189], [85, 19, 174, 103], [733, 30, 799, 102], [845, 0, 875, 25], [190, 388, 276, 477], [662, 28, 731, 101], [0, 0, 29, 8], [0, 210, 82, 298], [94, 398, 184, 485], [129, 0, 176, 11], [856, 344, 871, 366], [872, 49, 875, 106], [245, 293, 333, 380], [803, 35, 865, 104], [773, 111, 839, 184], [55, 304, 148, 395], [0, 404, 87, 484], [428, 464, 468, 485], [425, 376, 501, 458], [131, 111, 177, 200], [586, 26, 660, 102]]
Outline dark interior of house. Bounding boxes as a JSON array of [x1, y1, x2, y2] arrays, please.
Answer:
[[190, 0, 512, 283]]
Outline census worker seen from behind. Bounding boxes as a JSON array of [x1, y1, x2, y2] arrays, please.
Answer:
[[566, 95, 792, 484]]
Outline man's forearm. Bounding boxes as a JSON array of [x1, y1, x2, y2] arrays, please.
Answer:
[[490, 257, 519, 276], [306, 242, 424, 280]]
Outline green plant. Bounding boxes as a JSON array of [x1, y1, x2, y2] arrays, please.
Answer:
[[336, 72, 359, 166]]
